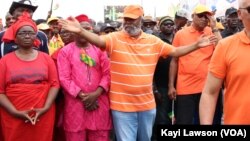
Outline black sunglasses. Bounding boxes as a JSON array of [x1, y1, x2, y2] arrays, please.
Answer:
[[239, 6, 250, 13], [143, 22, 156, 27], [196, 13, 208, 19], [104, 30, 114, 34], [162, 23, 174, 26]]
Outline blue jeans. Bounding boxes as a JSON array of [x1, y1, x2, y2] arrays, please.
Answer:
[[112, 109, 156, 141]]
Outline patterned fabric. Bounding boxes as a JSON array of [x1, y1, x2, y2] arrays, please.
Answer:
[[57, 42, 112, 132], [49, 35, 64, 55], [80, 48, 96, 67]]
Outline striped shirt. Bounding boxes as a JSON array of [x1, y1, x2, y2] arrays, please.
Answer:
[[101, 30, 174, 112]]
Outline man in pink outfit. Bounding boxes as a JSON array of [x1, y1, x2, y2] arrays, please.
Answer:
[[57, 14, 112, 141]]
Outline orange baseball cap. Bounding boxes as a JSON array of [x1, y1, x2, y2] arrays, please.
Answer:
[[123, 5, 144, 19]]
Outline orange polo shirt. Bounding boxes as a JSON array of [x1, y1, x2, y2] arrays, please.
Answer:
[[209, 30, 250, 124], [172, 26, 215, 95], [101, 30, 174, 112]]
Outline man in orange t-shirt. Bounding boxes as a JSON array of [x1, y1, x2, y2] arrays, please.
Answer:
[[58, 5, 218, 141], [200, 0, 250, 124], [168, 4, 222, 124]]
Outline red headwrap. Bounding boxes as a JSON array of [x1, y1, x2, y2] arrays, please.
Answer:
[[75, 14, 89, 23], [2, 12, 40, 47]]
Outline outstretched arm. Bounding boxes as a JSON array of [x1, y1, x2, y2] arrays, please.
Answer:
[[169, 35, 218, 57], [58, 17, 106, 49]]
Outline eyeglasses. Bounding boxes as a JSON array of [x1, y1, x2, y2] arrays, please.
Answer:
[[17, 32, 36, 37], [196, 13, 208, 19], [104, 30, 114, 34], [6, 17, 15, 21], [162, 23, 174, 27], [143, 23, 156, 27], [239, 6, 250, 13]]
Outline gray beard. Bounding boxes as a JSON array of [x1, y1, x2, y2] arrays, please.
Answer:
[[124, 25, 141, 37]]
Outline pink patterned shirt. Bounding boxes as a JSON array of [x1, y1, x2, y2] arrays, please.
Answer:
[[57, 42, 111, 132]]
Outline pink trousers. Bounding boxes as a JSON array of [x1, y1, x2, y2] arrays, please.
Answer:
[[65, 130, 110, 141]]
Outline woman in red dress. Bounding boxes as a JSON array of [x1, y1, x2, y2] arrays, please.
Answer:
[[0, 12, 59, 141]]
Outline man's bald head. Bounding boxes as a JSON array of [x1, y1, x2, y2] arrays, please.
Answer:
[[238, 0, 247, 8]]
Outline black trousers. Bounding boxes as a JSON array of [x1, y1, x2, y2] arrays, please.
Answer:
[[175, 90, 223, 124]]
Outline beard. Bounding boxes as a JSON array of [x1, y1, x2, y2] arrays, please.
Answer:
[[123, 23, 141, 37]]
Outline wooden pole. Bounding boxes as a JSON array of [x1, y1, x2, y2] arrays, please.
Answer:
[[50, 0, 54, 11], [47, 0, 54, 20]]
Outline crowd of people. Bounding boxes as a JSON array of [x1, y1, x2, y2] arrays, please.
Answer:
[[0, 0, 249, 141]]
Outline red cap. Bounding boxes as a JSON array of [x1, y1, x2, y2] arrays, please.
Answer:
[[75, 14, 89, 23]]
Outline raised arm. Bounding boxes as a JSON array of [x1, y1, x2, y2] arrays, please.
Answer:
[[207, 15, 222, 44], [58, 17, 106, 49]]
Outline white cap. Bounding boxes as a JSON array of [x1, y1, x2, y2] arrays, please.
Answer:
[[175, 8, 189, 19]]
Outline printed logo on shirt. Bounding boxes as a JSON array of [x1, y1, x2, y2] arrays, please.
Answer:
[[10, 67, 47, 84]]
